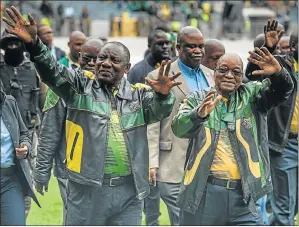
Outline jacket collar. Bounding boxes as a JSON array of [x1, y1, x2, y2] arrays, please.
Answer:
[[116, 77, 133, 100]]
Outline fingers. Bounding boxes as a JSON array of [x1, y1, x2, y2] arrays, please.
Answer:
[[211, 95, 223, 106], [260, 47, 271, 56], [247, 57, 260, 66], [248, 50, 262, 61], [28, 13, 36, 25], [11, 6, 24, 21], [158, 60, 166, 79], [251, 70, 265, 76], [164, 60, 172, 77], [5, 8, 18, 23], [171, 81, 182, 87], [35, 184, 44, 195], [2, 16, 15, 28], [16, 147, 27, 152], [265, 19, 278, 33], [278, 30, 284, 40], [266, 20, 271, 32], [273, 20, 278, 31], [204, 89, 217, 100], [170, 71, 181, 81], [270, 19, 276, 31], [254, 47, 266, 58]]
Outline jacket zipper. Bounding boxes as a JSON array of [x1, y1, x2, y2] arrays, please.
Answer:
[[115, 99, 140, 199], [228, 131, 248, 204], [70, 132, 79, 160]]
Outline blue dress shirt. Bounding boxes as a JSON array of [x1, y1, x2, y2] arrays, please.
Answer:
[[178, 59, 209, 93], [1, 117, 15, 168]]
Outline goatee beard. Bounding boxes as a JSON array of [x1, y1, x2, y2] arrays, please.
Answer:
[[4, 48, 24, 67]]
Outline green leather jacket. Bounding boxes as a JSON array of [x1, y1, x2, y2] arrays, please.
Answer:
[[172, 68, 293, 214], [27, 38, 175, 200]]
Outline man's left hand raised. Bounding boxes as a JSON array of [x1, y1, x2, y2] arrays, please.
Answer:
[[145, 60, 182, 95]]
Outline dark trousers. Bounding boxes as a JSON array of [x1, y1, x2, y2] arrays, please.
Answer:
[[179, 182, 263, 225], [65, 176, 143, 225], [144, 184, 161, 226], [269, 137, 298, 225], [144, 182, 181, 226], [1, 169, 26, 225], [57, 177, 67, 225]]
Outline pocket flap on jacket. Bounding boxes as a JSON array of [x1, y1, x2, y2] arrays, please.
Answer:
[[159, 141, 172, 151]]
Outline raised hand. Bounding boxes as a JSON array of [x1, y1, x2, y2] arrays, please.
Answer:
[[145, 60, 182, 95], [264, 19, 284, 49], [2, 6, 37, 44], [197, 90, 222, 118], [248, 47, 282, 76]]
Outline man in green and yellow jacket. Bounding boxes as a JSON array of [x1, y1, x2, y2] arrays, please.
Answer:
[[171, 48, 293, 225], [34, 38, 104, 225], [2, 6, 181, 225]]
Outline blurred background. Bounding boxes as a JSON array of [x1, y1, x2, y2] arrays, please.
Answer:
[[0, 0, 298, 67], [1, 0, 297, 39]]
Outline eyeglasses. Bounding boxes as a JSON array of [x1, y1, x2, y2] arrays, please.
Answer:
[[215, 68, 243, 77], [80, 53, 97, 63]]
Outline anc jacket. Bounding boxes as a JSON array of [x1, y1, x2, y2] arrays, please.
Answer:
[[26, 38, 175, 200], [171, 67, 293, 215], [34, 58, 93, 184], [246, 53, 298, 154]]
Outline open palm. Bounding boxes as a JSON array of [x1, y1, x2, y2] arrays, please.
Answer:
[[2, 6, 37, 44], [197, 90, 222, 118], [264, 19, 284, 48], [145, 60, 182, 95], [248, 47, 282, 76]]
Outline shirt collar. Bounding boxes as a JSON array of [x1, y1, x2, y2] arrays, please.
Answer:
[[66, 55, 80, 69], [51, 45, 56, 60], [178, 59, 201, 76]]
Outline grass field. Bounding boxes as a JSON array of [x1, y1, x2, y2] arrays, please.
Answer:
[[27, 177, 171, 225]]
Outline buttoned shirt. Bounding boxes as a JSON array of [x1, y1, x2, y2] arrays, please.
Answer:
[[1, 117, 15, 168], [178, 59, 209, 92]]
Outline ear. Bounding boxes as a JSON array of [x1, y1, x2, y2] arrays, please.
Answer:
[[124, 63, 131, 74], [290, 42, 296, 51], [176, 43, 181, 52]]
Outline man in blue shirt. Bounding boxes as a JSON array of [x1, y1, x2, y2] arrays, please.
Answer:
[[147, 26, 214, 225]]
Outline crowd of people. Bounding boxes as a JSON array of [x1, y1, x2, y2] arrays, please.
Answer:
[[0, 4, 298, 226]]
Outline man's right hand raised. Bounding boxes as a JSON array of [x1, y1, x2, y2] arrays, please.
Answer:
[[2, 6, 37, 44]]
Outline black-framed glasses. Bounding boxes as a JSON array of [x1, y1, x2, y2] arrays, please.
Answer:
[[215, 68, 243, 77]]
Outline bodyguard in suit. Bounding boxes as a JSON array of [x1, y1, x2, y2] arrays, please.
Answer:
[[147, 26, 214, 226]]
